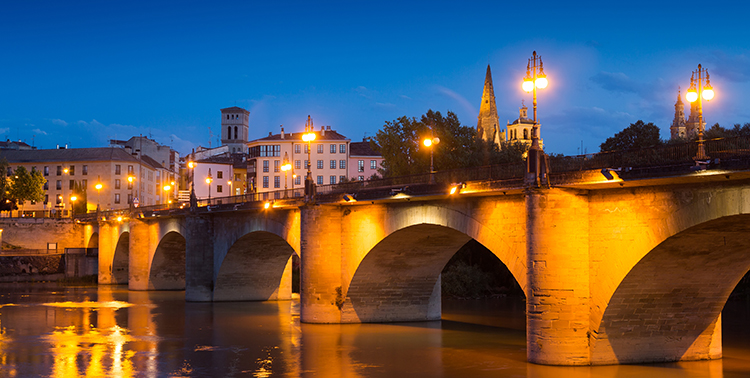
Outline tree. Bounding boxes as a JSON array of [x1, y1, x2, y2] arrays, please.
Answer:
[[600, 120, 662, 152], [372, 110, 524, 177], [8, 166, 46, 212], [704, 122, 750, 140]]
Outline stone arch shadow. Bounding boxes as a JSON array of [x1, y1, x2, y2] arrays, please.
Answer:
[[149, 231, 186, 290], [112, 231, 129, 284], [86, 232, 98, 250], [595, 214, 750, 364], [341, 223, 526, 323], [213, 230, 298, 301]]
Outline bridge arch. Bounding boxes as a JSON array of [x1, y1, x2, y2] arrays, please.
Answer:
[[86, 231, 98, 250], [210, 211, 300, 301], [112, 231, 129, 284], [214, 231, 297, 301], [335, 201, 526, 323], [593, 214, 750, 364], [149, 231, 186, 290]]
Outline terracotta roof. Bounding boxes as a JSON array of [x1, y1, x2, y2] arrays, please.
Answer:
[[251, 129, 349, 142], [349, 141, 381, 157]]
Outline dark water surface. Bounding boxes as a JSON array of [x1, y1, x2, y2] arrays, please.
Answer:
[[0, 285, 748, 377]]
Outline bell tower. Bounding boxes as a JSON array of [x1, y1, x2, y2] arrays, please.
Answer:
[[220, 106, 250, 154], [670, 90, 687, 140]]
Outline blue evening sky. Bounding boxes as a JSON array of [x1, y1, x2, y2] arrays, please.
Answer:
[[2, 0, 748, 156]]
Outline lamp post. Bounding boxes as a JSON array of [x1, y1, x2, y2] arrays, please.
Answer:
[[95, 178, 102, 212], [127, 175, 135, 212], [187, 160, 197, 209], [302, 115, 316, 203], [281, 152, 292, 198], [163, 184, 171, 205], [206, 168, 213, 202], [70, 195, 77, 217], [422, 125, 440, 184], [522, 50, 549, 187], [686, 64, 714, 161]]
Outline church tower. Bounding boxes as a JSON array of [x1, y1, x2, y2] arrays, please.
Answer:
[[220, 106, 250, 154], [477, 65, 502, 145], [670, 90, 687, 140], [685, 98, 705, 139]]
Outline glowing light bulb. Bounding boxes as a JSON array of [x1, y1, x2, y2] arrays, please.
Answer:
[[702, 88, 714, 101], [522, 79, 534, 92], [686, 90, 698, 103], [535, 76, 548, 89]]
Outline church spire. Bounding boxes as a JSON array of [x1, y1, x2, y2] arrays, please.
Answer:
[[477, 64, 500, 144]]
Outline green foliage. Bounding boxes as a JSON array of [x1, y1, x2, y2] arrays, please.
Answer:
[[8, 166, 45, 208], [372, 110, 525, 177], [704, 122, 750, 139], [441, 260, 493, 298], [0, 158, 9, 202], [600, 120, 662, 152], [441, 239, 524, 299]]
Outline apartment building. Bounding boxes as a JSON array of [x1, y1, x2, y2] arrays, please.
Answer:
[[247, 125, 351, 197], [0, 147, 161, 214]]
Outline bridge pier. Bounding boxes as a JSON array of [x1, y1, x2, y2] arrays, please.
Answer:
[[185, 215, 215, 302], [526, 188, 591, 365], [300, 205, 343, 323], [129, 220, 152, 291]]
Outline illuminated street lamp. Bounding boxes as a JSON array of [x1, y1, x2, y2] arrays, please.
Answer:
[[127, 175, 136, 211], [302, 115, 316, 203], [162, 184, 171, 204], [522, 51, 548, 187], [70, 195, 77, 217], [281, 152, 292, 198], [95, 177, 103, 211], [423, 126, 440, 184], [686, 64, 714, 161], [205, 168, 213, 202]]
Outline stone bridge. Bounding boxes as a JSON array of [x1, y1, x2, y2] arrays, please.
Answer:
[[82, 165, 750, 366]]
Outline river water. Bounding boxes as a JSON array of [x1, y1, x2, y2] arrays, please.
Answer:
[[0, 285, 748, 377]]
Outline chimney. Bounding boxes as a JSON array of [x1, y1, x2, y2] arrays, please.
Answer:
[[321, 126, 325, 137], [280, 125, 285, 139], [268, 132, 273, 137], [326, 125, 331, 131], [125, 146, 132, 155]]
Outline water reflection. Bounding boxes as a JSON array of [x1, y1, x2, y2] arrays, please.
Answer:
[[0, 285, 748, 377]]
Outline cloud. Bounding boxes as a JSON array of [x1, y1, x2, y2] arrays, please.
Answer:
[[374, 102, 396, 109], [354, 86, 373, 99], [590, 71, 640, 95], [435, 85, 476, 118], [32, 129, 48, 135], [0, 128, 8, 134], [400, 94, 412, 100], [708, 51, 750, 83], [49, 119, 68, 126]]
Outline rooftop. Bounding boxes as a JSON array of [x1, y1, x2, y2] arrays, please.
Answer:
[[350, 141, 382, 157], [0, 147, 157, 169]]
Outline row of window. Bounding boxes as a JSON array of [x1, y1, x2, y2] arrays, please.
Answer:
[[293, 144, 347, 154], [260, 175, 367, 188], [18, 164, 139, 177], [42, 178, 136, 191], [260, 159, 377, 173]]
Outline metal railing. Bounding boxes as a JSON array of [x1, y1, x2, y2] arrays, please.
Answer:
[[76, 136, 750, 221]]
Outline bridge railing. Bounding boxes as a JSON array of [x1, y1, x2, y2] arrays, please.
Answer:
[[74, 136, 750, 221]]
